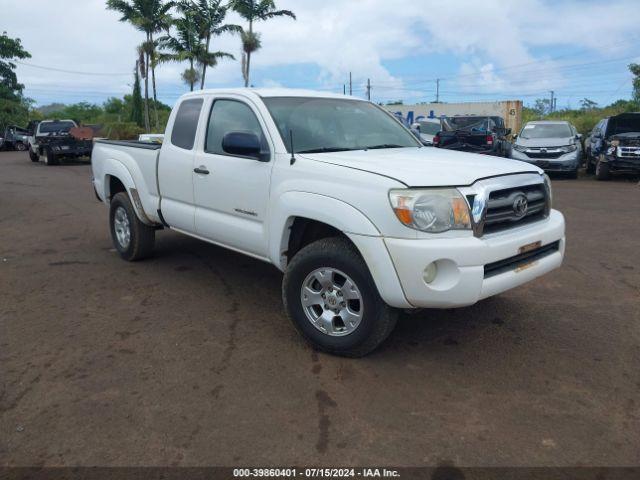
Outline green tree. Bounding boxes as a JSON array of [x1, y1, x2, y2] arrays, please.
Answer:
[[0, 31, 32, 131], [229, 0, 296, 87], [130, 62, 144, 126], [106, 0, 174, 131], [182, 0, 240, 89], [579, 98, 598, 111], [629, 63, 640, 104], [158, 10, 203, 91]]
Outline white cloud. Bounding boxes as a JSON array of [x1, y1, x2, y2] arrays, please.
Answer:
[[3, 0, 638, 105]]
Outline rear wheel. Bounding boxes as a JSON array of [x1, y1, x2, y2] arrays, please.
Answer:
[[109, 192, 155, 261], [595, 155, 611, 181], [283, 237, 397, 357], [15, 141, 26, 151]]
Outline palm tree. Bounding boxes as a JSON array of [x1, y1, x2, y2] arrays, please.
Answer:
[[229, 0, 296, 87], [157, 12, 203, 91], [185, 0, 242, 89], [106, 0, 173, 130]]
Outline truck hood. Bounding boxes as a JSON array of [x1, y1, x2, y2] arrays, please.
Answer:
[[299, 147, 541, 187], [515, 137, 575, 148]]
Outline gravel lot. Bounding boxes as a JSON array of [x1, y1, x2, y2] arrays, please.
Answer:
[[1, 150, 638, 467]]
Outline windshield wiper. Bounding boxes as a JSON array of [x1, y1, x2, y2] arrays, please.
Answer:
[[296, 147, 354, 154], [363, 144, 405, 150]]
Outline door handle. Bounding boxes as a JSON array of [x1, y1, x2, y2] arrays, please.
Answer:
[[194, 166, 210, 175]]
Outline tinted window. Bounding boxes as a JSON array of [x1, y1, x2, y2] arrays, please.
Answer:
[[206, 100, 266, 155], [171, 98, 203, 150]]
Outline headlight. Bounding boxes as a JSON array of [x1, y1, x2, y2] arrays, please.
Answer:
[[559, 144, 577, 153], [389, 188, 471, 233], [513, 144, 528, 152], [543, 173, 553, 207]]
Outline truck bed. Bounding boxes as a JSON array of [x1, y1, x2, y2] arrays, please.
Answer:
[[94, 139, 162, 150]]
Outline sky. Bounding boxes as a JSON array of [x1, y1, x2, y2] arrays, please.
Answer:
[[3, 0, 640, 109]]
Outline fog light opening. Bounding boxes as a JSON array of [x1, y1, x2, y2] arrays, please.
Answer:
[[423, 262, 438, 284]]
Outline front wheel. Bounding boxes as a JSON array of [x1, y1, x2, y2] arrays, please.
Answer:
[[595, 155, 611, 181], [15, 141, 26, 151], [109, 192, 155, 261], [29, 148, 38, 162], [283, 237, 398, 357], [44, 148, 59, 166]]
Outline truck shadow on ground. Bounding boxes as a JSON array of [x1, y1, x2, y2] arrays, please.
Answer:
[[152, 231, 518, 359]]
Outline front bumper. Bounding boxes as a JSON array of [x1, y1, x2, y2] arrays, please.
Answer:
[[510, 149, 579, 171], [383, 210, 565, 308], [604, 154, 640, 172]]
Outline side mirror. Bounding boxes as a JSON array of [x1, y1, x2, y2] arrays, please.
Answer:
[[411, 122, 421, 131], [512, 134, 518, 140], [576, 133, 583, 140], [222, 131, 266, 161]]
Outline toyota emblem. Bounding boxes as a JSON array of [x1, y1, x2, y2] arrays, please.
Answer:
[[513, 194, 528, 218]]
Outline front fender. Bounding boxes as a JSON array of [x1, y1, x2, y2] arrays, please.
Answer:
[[269, 192, 412, 309]]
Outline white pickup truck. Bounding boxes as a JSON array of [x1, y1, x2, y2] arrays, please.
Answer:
[[91, 89, 565, 357]]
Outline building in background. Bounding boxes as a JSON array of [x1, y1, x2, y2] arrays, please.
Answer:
[[387, 100, 523, 134]]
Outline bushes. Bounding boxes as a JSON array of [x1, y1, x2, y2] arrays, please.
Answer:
[[523, 99, 640, 135], [100, 122, 146, 140]]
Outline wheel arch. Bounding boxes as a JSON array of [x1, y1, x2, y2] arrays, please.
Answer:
[[101, 161, 155, 226]]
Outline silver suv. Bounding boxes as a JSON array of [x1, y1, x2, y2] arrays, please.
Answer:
[[510, 120, 582, 179]]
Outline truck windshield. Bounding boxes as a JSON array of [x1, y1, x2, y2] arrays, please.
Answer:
[[520, 123, 572, 139], [263, 97, 419, 153], [39, 121, 75, 133], [442, 117, 489, 132]]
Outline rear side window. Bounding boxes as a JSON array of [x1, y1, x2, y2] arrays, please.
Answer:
[[205, 99, 267, 155], [171, 98, 203, 150]]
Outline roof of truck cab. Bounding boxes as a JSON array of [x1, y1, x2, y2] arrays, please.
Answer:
[[181, 88, 362, 101]]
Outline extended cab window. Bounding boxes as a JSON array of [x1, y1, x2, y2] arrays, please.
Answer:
[[206, 99, 267, 156], [171, 98, 203, 150]]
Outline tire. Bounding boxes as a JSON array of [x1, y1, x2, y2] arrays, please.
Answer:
[[44, 148, 59, 166], [109, 192, 155, 261], [29, 148, 38, 162], [595, 155, 611, 181], [15, 141, 26, 151], [283, 236, 398, 357]]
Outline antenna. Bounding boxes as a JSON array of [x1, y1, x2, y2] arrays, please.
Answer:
[[289, 129, 296, 165]]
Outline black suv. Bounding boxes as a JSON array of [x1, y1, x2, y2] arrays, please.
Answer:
[[584, 112, 640, 180], [433, 115, 511, 156]]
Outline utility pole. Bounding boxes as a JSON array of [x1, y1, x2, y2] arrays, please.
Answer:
[[549, 90, 555, 113], [436, 79, 440, 103], [366, 78, 371, 101], [349, 72, 352, 96], [343, 84, 346, 95]]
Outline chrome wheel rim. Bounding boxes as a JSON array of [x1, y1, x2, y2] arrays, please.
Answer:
[[113, 206, 131, 249], [301, 267, 363, 337]]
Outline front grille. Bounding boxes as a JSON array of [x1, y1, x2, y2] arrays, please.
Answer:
[[481, 183, 548, 235], [484, 241, 560, 278], [525, 149, 563, 159], [618, 146, 640, 158]]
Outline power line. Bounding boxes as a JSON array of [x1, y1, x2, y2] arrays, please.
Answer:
[[14, 60, 131, 77]]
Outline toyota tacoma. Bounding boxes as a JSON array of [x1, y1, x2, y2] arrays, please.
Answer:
[[91, 89, 565, 357]]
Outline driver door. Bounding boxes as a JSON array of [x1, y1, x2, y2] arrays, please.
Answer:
[[193, 97, 274, 258]]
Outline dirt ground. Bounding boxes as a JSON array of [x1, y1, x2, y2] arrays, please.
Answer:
[[1, 150, 638, 467]]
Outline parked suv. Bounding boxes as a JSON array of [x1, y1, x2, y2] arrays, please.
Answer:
[[433, 115, 511, 156], [510, 121, 582, 179], [584, 113, 640, 180]]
